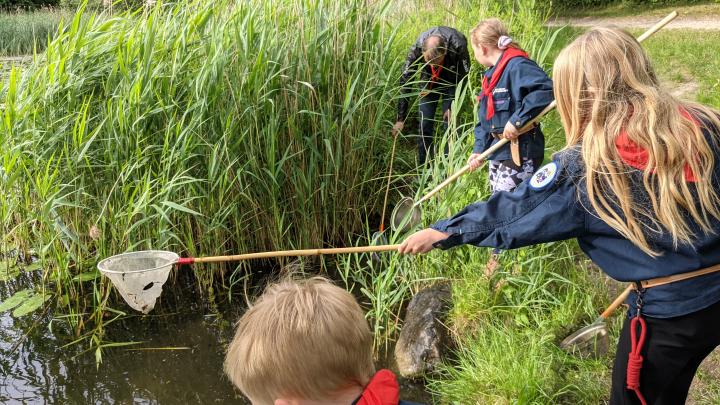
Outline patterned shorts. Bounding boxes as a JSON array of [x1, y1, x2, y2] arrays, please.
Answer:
[[488, 158, 542, 194]]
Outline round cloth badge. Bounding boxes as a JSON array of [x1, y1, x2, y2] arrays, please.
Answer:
[[529, 161, 559, 190]]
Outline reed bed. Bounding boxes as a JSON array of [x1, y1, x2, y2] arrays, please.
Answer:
[[0, 8, 73, 56], [1, 0, 401, 343]]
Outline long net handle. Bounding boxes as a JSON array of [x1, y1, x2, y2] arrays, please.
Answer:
[[190, 244, 400, 263], [415, 11, 678, 206], [637, 11, 678, 43], [600, 284, 634, 319]]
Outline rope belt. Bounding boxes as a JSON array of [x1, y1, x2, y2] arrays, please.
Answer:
[[626, 262, 720, 405]]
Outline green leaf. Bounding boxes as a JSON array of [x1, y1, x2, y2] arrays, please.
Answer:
[[0, 267, 20, 282], [162, 201, 202, 217], [12, 293, 51, 317], [72, 271, 99, 282], [0, 289, 33, 312], [0, 259, 16, 272], [23, 262, 43, 272]]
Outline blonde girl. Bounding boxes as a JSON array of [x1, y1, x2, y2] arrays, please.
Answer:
[[399, 27, 720, 404]]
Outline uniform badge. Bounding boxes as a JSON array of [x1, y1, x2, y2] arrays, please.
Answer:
[[529, 161, 559, 190]]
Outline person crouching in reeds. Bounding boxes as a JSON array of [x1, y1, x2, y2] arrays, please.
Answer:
[[399, 27, 720, 404]]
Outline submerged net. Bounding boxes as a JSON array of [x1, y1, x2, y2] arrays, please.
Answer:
[[97, 250, 179, 314]]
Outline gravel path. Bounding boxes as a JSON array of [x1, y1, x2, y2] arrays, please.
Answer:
[[548, 15, 720, 30]]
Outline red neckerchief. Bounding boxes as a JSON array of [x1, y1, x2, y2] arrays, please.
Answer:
[[479, 48, 529, 120], [614, 109, 698, 182], [355, 369, 399, 405], [426, 64, 443, 90]]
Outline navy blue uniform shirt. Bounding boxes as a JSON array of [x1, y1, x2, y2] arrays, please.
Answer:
[[475, 54, 554, 161], [431, 139, 720, 318]]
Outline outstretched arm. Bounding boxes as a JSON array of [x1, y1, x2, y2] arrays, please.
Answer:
[[399, 161, 586, 254]]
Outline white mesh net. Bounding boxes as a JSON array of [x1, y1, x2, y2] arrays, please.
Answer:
[[97, 250, 179, 314]]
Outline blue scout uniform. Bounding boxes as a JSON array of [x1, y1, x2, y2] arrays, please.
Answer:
[[474, 55, 554, 162], [430, 142, 720, 318]]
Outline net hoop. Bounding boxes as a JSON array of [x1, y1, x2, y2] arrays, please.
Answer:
[[98, 250, 179, 275], [390, 196, 421, 232]]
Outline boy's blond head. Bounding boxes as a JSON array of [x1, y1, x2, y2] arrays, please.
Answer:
[[224, 277, 375, 404]]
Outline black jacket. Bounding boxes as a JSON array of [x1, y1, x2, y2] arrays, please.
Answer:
[[397, 26, 470, 122]]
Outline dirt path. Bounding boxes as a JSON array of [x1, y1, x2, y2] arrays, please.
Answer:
[[548, 15, 720, 30]]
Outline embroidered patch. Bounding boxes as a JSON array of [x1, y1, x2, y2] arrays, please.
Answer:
[[492, 87, 508, 94], [529, 161, 559, 190]]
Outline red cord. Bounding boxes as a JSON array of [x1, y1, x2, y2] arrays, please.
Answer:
[[626, 315, 648, 405]]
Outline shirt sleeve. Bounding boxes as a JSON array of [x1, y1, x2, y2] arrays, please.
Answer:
[[430, 161, 586, 250], [397, 46, 423, 122], [455, 42, 471, 83], [507, 59, 554, 130]]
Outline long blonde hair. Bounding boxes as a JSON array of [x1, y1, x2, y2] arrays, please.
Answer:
[[470, 18, 523, 51], [553, 27, 720, 256]]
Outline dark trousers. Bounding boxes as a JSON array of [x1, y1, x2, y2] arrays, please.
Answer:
[[417, 89, 453, 165], [611, 299, 720, 404]]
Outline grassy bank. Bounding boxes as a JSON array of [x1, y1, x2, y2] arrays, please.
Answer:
[[409, 26, 720, 403]]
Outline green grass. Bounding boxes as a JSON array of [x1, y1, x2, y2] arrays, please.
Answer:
[[0, 8, 73, 56], [411, 24, 720, 404]]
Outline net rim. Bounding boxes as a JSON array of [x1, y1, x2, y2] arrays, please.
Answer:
[[97, 250, 179, 275], [390, 196, 420, 232]]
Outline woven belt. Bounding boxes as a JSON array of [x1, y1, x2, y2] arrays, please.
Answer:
[[639, 262, 720, 289]]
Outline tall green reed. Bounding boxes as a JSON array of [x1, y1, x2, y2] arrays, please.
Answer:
[[0, 8, 73, 56], [1, 0, 403, 349]]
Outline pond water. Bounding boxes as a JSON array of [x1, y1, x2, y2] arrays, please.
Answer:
[[0, 268, 431, 404]]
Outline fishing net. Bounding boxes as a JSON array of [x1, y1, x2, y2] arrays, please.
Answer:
[[560, 320, 609, 358], [97, 250, 179, 314], [390, 196, 422, 232]]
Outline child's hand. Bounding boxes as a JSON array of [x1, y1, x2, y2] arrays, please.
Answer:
[[443, 108, 452, 122], [392, 121, 404, 136], [467, 153, 484, 171], [503, 121, 520, 140], [398, 228, 450, 254]]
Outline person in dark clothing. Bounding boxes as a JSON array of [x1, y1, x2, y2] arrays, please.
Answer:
[[393, 26, 470, 165], [398, 28, 720, 404], [224, 277, 423, 405]]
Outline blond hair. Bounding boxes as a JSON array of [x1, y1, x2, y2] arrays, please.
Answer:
[[553, 27, 720, 255], [470, 18, 523, 51], [224, 277, 375, 404]]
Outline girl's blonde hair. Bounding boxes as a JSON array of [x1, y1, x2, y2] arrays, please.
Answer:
[[553, 27, 720, 256], [470, 18, 523, 51]]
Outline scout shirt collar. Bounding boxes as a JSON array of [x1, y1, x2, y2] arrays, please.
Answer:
[[614, 109, 699, 182]]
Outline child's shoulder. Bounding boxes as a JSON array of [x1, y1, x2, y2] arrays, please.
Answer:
[[507, 55, 543, 71]]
